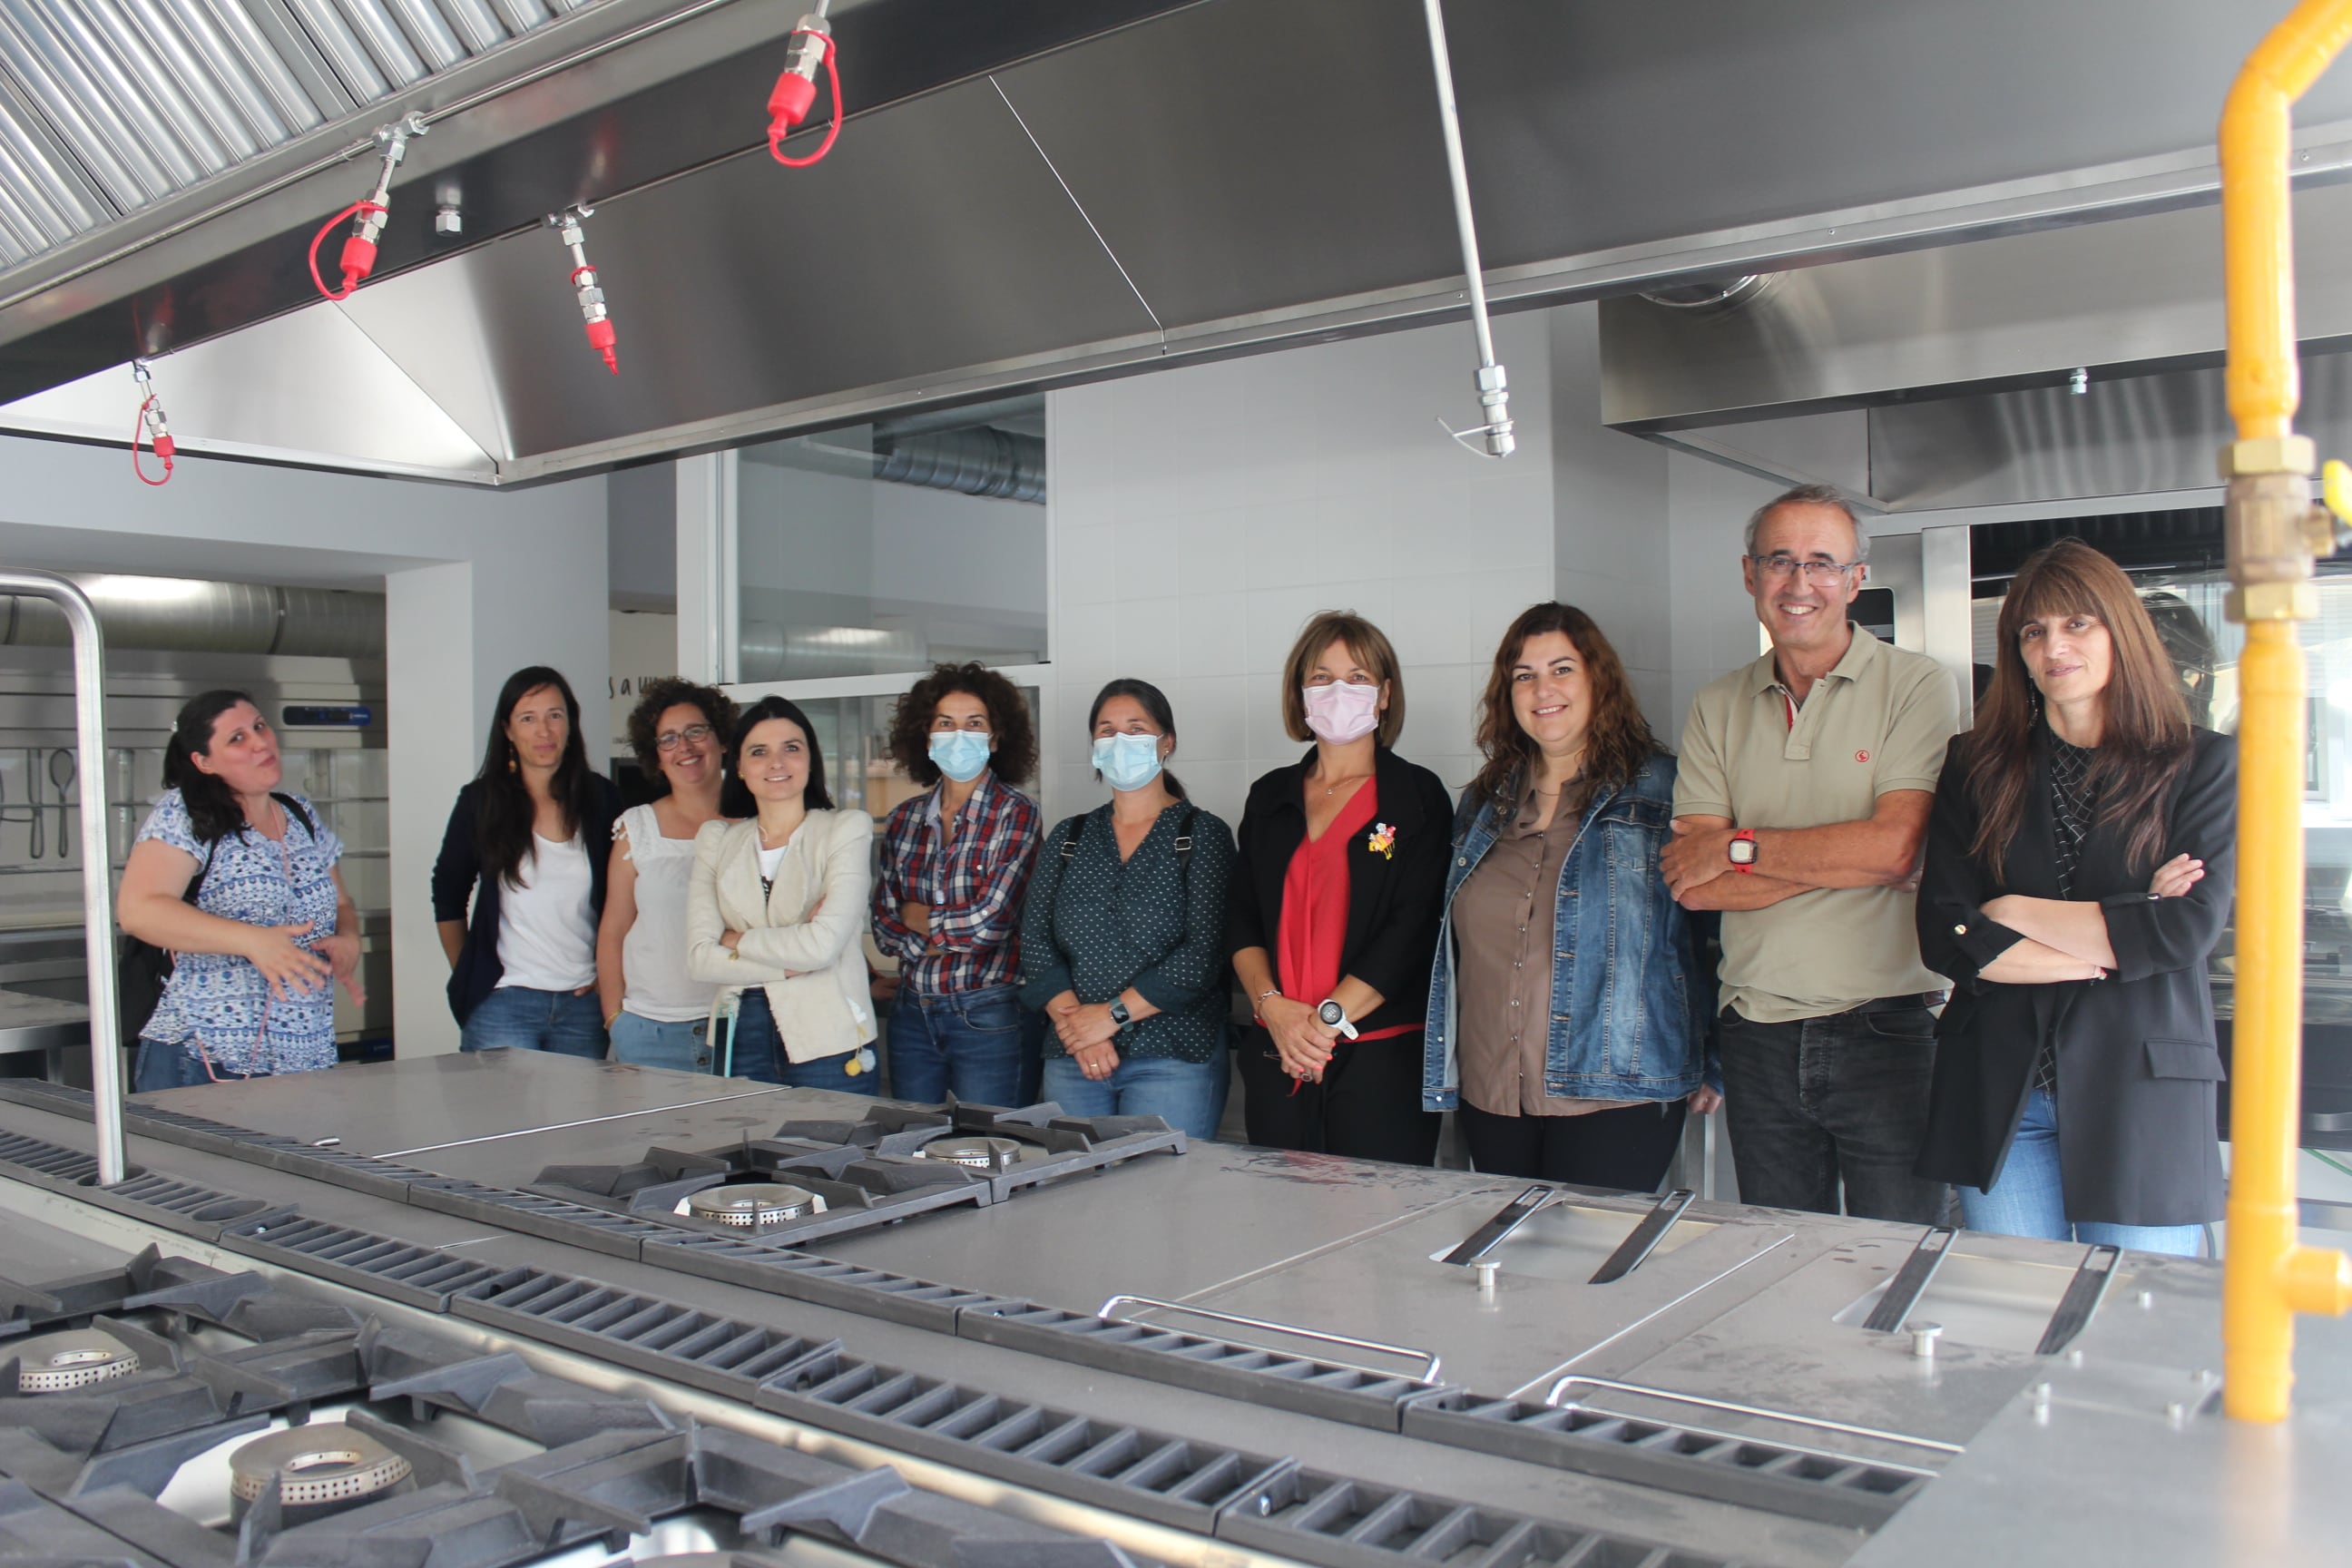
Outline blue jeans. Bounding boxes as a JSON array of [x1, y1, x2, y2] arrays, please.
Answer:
[[609, 1012, 710, 1073], [1719, 1001, 1949, 1224], [1961, 1090, 2204, 1256], [133, 1039, 259, 1092], [461, 985, 608, 1057], [886, 984, 1025, 1105], [1040, 1054, 1228, 1141], [725, 988, 879, 1094]]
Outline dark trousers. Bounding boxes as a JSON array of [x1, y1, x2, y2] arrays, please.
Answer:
[[1718, 999, 1948, 1223], [1459, 1098, 1689, 1191], [1238, 1024, 1441, 1166]]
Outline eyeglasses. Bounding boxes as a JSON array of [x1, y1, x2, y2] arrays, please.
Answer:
[[655, 723, 715, 751], [1750, 554, 1860, 585]]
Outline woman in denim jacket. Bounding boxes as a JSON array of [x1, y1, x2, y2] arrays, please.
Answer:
[[1423, 603, 1719, 1188]]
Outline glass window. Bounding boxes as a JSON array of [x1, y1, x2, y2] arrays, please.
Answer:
[[734, 399, 1046, 681], [778, 686, 1042, 822]]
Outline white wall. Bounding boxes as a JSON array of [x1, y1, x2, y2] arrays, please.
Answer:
[[1045, 314, 1555, 829], [0, 435, 608, 1058], [1666, 451, 1783, 741]]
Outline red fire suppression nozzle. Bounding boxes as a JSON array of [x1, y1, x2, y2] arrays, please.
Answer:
[[769, 5, 841, 166], [546, 206, 618, 375], [132, 359, 174, 486], [310, 113, 426, 301]]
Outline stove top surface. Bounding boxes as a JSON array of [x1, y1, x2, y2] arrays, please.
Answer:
[[0, 1224, 1157, 1568]]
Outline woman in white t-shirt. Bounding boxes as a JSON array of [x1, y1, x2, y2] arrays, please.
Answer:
[[686, 696, 878, 1090], [430, 667, 621, 1054], [596, 681, 739, 1071]]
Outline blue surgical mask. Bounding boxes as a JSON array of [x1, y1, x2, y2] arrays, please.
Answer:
[[927, 730, 992, 783], [1092, 732, 1165, 792]]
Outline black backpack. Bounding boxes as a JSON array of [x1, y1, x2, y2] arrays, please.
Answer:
[[118, 795, 317, 1051]]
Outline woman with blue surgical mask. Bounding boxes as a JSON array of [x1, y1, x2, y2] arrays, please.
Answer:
[[1228, 612, 1452, 1165], [1018, 680, 1238, 1139], [872, 664, 1043, 1104]]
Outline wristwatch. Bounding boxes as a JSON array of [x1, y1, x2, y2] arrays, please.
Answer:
[[1317, 999, 1359, 1040], [1108, 997, 1134, 1031], [1727, 828, 1759, 874]]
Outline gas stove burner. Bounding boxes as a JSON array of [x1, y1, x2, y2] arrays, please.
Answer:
[[918, 1133, 1026, 1172], [229, 1423, 415, 1522], [683, 1181, 819, 1227], [8, 1328, 139, 1393]]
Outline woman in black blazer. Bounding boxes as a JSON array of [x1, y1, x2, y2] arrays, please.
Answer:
[[1916, 540, 2233, 1253], [431, 666, 622, 1054], [1229, 612, 1453, 1164]]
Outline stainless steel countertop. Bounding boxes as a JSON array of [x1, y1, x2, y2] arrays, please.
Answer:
[[33, 1055, 2352, 1565], [0, 984, 85, 1057]]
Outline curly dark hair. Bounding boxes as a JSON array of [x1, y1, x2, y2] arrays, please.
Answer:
[[624, 678, 740, 780], [886, 662, 1038, 788]]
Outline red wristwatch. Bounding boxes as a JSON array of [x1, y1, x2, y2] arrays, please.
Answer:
[[1727, 828, 1759, 873]]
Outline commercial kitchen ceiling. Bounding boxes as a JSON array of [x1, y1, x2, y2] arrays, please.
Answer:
[[1, 0, 2347, 484]]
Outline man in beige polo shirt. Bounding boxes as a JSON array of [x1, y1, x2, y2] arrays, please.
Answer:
[[1662, 484, 1957, 1222]]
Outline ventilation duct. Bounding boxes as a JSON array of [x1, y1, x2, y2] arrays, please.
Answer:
[[872, 426, 1045, 504], [0, 574, 384, 658]]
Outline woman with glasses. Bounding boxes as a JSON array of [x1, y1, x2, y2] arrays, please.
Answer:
[[871, 662, 1042, 1104], [1916, 540, 2234, 1255], [686, 696, 880, 1088], [433, 667, 622, 1054], [1424, 604, 1716, 1188], [1229, 612, 1453, 1164], [1020, 680, 1236, 1137], [595, 681, 740, 1072]]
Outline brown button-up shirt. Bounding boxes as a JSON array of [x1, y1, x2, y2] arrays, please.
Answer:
[[1451, 779, 1617, 1117]]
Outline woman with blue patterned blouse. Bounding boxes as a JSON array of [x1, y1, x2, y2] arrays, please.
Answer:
[[117, 691, 362, 1089]]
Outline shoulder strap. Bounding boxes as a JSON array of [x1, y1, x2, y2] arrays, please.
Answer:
[[182, 841, 216, 907], [1059, 814, 1088, 860], [1173, 803, 1196, 861], [271, 792, 317, 838]]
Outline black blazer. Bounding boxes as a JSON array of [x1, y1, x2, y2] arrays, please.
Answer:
[[430, 774, 623, 1024], [1227, 747, 1454, 1036], [1915, 727, 2236, 1227]]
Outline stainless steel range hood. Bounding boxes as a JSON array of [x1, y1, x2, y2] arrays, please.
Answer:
[[5, 0, 2352, 485]]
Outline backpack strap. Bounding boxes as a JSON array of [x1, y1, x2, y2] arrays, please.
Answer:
[[1059, 815, 1088, 861], [271, 791, 318, 839]]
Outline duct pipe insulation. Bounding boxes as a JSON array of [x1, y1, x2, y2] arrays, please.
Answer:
[[0, 575, 385, 659], [873, 426, 1045, 503]]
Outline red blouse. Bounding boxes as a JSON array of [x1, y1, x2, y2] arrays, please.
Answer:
[[1275, 779, 1416, 1043]]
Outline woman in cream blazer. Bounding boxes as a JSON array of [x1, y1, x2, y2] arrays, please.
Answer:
[[686, 696, 878, 1090]]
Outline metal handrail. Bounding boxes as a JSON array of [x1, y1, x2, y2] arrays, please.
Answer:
[[1095, 1294, 1443, 1383], [0, 571, 121, 1183]]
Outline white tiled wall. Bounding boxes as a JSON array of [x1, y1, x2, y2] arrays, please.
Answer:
[[1040, 303, 1687, 832]]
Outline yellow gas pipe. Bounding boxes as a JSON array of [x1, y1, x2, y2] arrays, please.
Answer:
[[2220, 0, 2352, 1425]]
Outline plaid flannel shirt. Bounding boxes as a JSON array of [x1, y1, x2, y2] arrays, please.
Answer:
[[871, 773, 1042, 996]]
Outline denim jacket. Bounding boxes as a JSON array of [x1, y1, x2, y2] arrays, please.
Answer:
[[1422, 750, 1715, 1109]]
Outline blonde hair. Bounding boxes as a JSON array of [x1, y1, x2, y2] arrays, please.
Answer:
[[1280, 611, 1405, 749]]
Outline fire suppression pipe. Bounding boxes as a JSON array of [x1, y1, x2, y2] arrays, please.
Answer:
[[1420, 0, 1511, 458], [769, 0, 841, 166], [2218, 0, 2352, 1424], [547, 206, 619, 375], [130, 358, 173, 486], [309, 114, 426, 301]]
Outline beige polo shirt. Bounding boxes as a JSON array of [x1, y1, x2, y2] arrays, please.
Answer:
[[1673, 626, 1957, 1024]]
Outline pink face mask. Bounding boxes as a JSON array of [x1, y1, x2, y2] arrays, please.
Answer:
[[1302, 681, 1381, 744]]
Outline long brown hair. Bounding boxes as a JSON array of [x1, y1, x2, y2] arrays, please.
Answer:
[[1470, 603, 1657, 808], [1966, 538, 2191, 875]]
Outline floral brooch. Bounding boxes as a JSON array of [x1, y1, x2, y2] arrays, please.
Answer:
[[1367, 821, 1397, 859]]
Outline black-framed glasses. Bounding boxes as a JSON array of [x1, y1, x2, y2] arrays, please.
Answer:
[[1749, 554, 1860, 585], [655, 723, 715, 751]]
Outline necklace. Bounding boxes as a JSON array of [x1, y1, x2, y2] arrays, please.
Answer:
[[1317, 771, 1372, 798]]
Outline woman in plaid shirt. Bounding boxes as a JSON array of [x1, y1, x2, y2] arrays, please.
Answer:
[[871, 663, 1043, 1104]]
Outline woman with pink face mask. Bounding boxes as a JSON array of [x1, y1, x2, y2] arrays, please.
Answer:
[[1228, 612, 1452, 1163]]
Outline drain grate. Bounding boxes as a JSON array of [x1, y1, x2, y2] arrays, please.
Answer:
[[1400, 1390, 1926, 1532], [958, 1304, 1441, 1431], [454, 1269, 843, 1401], [219, 1215, 512, 1312], [642, 1235, 1021, 1333], [71, 1171, 290, 1242], [1218, 1465, 1738, 1568], [753, 1344, 1293, 1535]]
